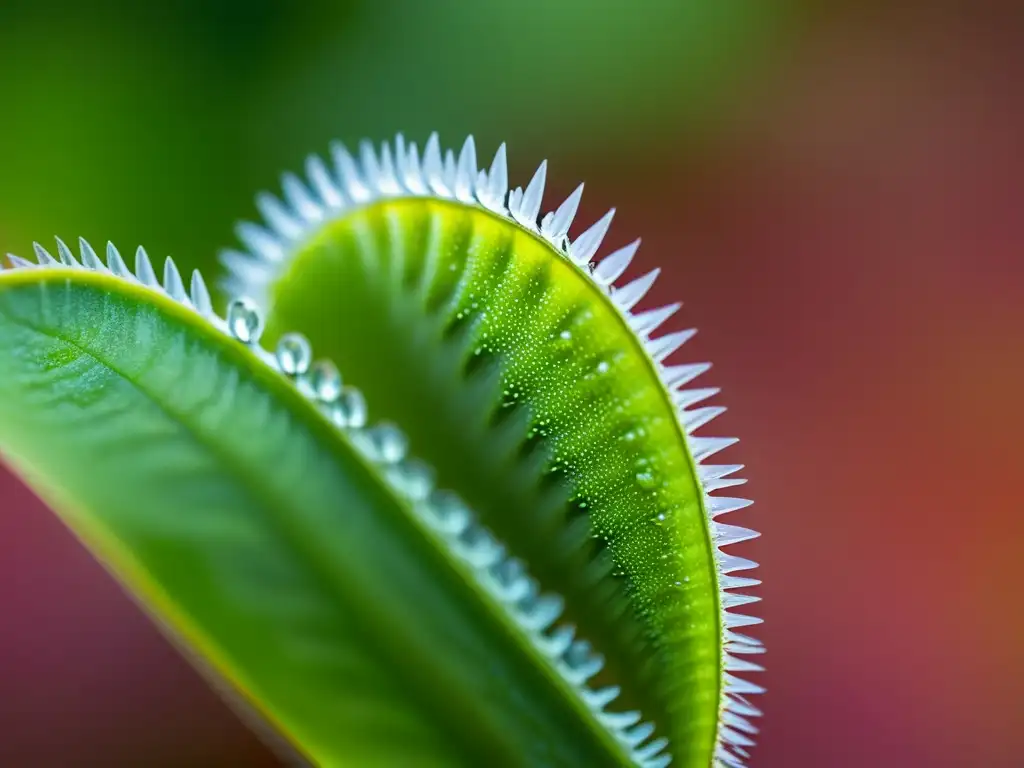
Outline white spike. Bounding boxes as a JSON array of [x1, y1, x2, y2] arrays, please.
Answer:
[[722, 592, 761, 610], [571, 208, 615, 266], [484, 143, 509, 212], [724, 673, 766, 696], [725, 631, 764, 649], [683, 405, 727, 432], [725, 695, 763, 717], [305, 154, 343, 209], [690, 436, 738, 463], [724, 653, 765, 673], [103, 242, 130, 279], [623, 722, 655, 748], [721, 575, 761, 591], [507, 187, 524, 219], [256, 193, 303, 240], [631, 301, 680, 337], [700, 463, 744, 482], [163, 258, 187, 301], [673, 386, 719, 409], [377, 142, 402, 195], [664, 363, 711, 390], [331, 141, 371, 202], [543, 625, 575, 657], [190, 270, 213, 316], [643, 755, 672, 768], [647, 328, 697, 362], [728, 641, 767, 657], [514, 160, 547, 229], [359, 140, 382, 191], [33, 243, 58, 266], [722, 711, 759, 735], [78, 239, 106, 272], [706, 476, 748, 492], [714, 522, 760, 545], [600, 709, 642, 729], [725, 613, 764, 629], [236, 223, 284, 263], [593, 238, 639, 285], [583, 685, 620, 710], [7, 254, 35, 269], [707, 497, 754, 517], [392, 135, 414, 193], [135, 247, 158, 287], [282, 174, 323, 222], [442, 149, 457, 194], [455, 136, 477, 203], [54, 238, 80, 268], [720, 727, 756, 748], [633, 737, 669, 761], [423, 133, 446, 195], [612, 268, 659, 312], [717, 552, 759, 574], [402, 139, 427, 195], [543, 183, 584, 241]]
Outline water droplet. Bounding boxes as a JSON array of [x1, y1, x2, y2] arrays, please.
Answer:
[[310, 360, 342, 401], [429, 490, 470, 534], [367, 423, 407, 464], [559, 330, 572, 341], [391, 460, 433, 501], [636, 470, 658, 489], [226, 298, 262, 343], [275, 333, 311, 376], [331, 387, 367, 429], [596, 361, 609, 374]]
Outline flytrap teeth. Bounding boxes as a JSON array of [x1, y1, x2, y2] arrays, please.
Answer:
[[6, 239, 221, 325], [218, 131, 765, 764]]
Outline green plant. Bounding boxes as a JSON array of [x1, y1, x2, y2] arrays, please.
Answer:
[[0, 134, 762, 767]]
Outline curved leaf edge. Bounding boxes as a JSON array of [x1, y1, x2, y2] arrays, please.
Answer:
[[217, 133, 766, 765], [0, 243, 673, 767]]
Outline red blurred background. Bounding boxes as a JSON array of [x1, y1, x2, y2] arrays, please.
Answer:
[[1, 3, 1021, 766]]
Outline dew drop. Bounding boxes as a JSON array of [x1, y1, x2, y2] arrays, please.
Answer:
[[559, 329, 572, 341], [429, 490, 470, 534], [390, 459, 433, 502], [332, 387, 367, 429], [310, 360, 342, 401], [596, 361, 610, 374], [636, 470, 658, 490], [367, 423, 408, 464], [275, 333, 311, 376], [226, 298, 262, 343]]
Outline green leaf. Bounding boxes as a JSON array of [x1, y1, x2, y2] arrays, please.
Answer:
[[221, 135, 764, 767], [0, 257, 666, 767]]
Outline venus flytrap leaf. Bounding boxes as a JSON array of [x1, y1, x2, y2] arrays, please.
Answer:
[[222, 133, 764, 767]]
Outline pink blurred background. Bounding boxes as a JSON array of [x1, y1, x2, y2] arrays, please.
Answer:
[[1, 3, 1021, 766]]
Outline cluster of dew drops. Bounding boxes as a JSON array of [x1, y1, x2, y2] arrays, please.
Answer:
[[222, 295, 422, 486]]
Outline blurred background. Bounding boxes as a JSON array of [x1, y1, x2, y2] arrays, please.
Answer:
[[0, 1, 1021, 765]]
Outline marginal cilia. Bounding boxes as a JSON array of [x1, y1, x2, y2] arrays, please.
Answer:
[[5, 132, 764, 767]]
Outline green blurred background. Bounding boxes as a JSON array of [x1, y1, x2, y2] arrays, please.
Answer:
[[1, 1, 1022, 766]]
